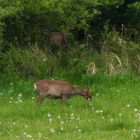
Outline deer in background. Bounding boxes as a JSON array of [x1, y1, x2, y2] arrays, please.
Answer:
[[49, 32, 67, 47], [34, 80, 91, 106]]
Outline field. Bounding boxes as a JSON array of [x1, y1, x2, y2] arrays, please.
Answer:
[[0, 74, 140, 140]]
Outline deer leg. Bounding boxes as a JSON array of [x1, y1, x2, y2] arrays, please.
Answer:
[[60, 94, 68, 106], [37, 95, 45, 105]]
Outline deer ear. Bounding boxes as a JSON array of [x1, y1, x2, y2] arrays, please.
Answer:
[[83, 88, 89, 93], [86, 89, 90, 95], [83, 88, 86, 92]]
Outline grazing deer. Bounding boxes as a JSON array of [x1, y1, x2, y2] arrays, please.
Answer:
[[34, 80, 91, 106]]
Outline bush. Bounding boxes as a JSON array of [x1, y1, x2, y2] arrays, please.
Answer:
[[0, 0, 140, 80], [0, 21, 3, 51], [0, 47, 50, 79]]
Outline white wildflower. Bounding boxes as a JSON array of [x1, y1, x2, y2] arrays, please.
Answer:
[[78, 129, 82, 132], [15, 101, 18, 104], [71, 113, 74, 117], [110, 118, 113, 122], [96, 93, 99, 96], [48, 113, 51, 117], [50, 128, 55, 133], [134, 108, 138, 112], [60, 127, 64, 131], [26, 134, 32, 138], [65, 113, 68, 116], [25, 125, 28, 128], [61, 121, 64, 125], [18, 99, 23, 103], [71, 116, 75, 120], [10, 82, 13, 85], [91, 107, 94, 110], [57, 115, 61, 119], [13, 122, 16, 125], [100, 110, 103, 113], [9, 101, 12, 104], [127, 104, 130, 108], [76, 117, 80, 121], [69, 105, 72, 108], [75, 125, 78, 129], [18, 94, 22, 97], [95, 110, 100, 114], [101, 116, 105, 119], [119, 113, 122, 117], [49, 118, 52, 122], [88, 119, 90, 122], [38, 132, 42, 137], [43, 58, 47, 62]]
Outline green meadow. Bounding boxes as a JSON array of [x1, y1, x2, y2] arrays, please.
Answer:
[[0, 1, 140, 139], [0, 74, 140, 140]]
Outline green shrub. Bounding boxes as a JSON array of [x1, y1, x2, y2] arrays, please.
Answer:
[[0, 47, 49, 79], [0, 0, 140, 80], [0, 21, 3, 51], [126, 41, 140, 74]]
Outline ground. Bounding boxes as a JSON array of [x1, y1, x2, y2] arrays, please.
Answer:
[[0, 75, 140, 140]]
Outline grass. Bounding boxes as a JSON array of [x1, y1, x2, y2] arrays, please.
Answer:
[[0, 74, 140, 140]]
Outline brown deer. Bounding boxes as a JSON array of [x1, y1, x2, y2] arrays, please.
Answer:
[[34, 80, 91, 106], [49, 32, 66, 47]]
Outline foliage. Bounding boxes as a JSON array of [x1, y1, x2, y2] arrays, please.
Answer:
[[0, 47, 49, 79], [0, 21, 3, 50], [0, 0, 140, 79]]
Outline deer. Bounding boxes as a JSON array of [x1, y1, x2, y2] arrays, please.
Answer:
[[49, 32, 66, 47], [34, 80, 92, 106]]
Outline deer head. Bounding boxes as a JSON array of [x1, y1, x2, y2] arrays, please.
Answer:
[[82, 89, 92, 101]]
